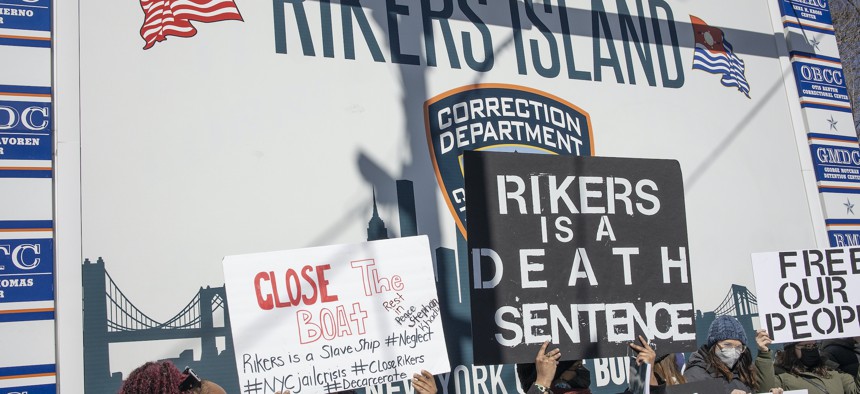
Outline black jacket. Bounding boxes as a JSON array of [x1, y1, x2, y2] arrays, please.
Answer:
[[683, 346, 754, 393], [822, 338, 860, 376]]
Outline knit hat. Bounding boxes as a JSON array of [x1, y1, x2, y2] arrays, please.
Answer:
[[706, 316, 747, 347]]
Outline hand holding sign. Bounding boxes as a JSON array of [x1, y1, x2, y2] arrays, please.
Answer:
[[535, 341, 562, 388], [755, 329, 772, 352], [412, 370, 437, 394]]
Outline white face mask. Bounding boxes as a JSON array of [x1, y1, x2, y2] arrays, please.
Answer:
[[717, 347, 741, 368]]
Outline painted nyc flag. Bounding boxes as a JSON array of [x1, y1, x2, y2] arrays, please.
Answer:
[[222, 236, 450, 394], [139, 0, 243, 49], [690, 15, 750, 98]]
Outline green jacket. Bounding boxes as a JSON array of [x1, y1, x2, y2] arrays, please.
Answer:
[[755, 350, 860, 394]]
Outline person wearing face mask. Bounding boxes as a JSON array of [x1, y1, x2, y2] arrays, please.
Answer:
[[768, 341, 860, 394], [821, 337, 860, 376], [683, 316, 778, 394]]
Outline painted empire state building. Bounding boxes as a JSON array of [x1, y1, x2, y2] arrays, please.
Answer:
[[367, 189, 389, 241]]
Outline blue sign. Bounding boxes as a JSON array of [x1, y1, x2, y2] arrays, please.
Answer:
[[0, 100, 52, 161], [0, 101, 51, 132], [0, 238, 54, 303], [793, 61, 849, 103], [0, 384, 56, 394], [810, 144, 860, 183], [780, 0, 832, 26], [0, 0, 51, 32], [829, 230, 860, 247]]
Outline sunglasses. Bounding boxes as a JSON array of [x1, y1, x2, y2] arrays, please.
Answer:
[[179, 367, 203, 391]]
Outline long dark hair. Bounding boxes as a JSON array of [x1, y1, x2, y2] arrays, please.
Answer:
[[775, 343, 831, 378], [654, 354, 686, 385], [699, 344, 759, 391]]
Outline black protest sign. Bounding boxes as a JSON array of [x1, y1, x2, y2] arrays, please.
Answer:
[[465, 151, 696, 365]]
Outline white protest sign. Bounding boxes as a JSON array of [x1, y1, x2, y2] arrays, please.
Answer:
[[752, 247, 860, 343], [223, 235, 450, 394]]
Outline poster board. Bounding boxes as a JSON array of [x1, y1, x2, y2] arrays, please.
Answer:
[[222, 236, 450, 393], [752, 247, 860, 343], [465, 151, 696, 364]]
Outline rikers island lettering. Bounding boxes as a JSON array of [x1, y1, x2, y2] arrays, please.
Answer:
[[272, 0, 684, 88]]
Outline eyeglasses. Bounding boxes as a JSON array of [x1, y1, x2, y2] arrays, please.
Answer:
[[718, 342, 745, 352], [179, 367, 202, 391], [795, 343, 819, 350]]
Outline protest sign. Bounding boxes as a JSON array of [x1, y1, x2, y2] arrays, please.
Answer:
[[664, 380, 723, 394], [464, 151, 696, 364], [222, 236, 450, 394], [752, 247, 860, 343]]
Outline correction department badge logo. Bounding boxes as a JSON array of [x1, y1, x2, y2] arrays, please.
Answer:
[[424, 84, 594, 238]]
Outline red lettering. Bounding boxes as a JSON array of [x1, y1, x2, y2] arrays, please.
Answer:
[[285, 269, 301, 305], [317, 264, 338, 303], [257, 264, 339, 311], [271, 271, 290, 308], [296, 303, 368, 343], [254, 272, 273, 310], [297, 309, 320, 344], [300, 265, 318, 305]]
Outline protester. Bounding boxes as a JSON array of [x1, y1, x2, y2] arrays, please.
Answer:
[[683, 316, 776, 393], [117, 361, 226, 394], [521, 337, 672, 394], [625, 335, 664, 394], [821, 337, 860, 376], [767, 340, 860, 394], [411, 370, 439, 394], [516, 349, 590, 393], [652, 352, 686, 386], [519, 341, 564, 394]]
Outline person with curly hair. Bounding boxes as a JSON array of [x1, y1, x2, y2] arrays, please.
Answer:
[[683, 316, 778, 394], [769, 340, 860, 394], [118, 361, 226, 394]]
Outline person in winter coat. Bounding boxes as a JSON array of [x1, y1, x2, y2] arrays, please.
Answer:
[[767, 340, 860, 394], [822, 337, 860, 376], [683, 316, 776, 394]]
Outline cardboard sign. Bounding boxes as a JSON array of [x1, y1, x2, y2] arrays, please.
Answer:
[[752, 247, 860, 343], [464, 151, 696, 364], [222, 236, 450, 394]]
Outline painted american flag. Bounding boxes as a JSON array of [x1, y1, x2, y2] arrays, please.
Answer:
[[690, 15, 750, 98], [139, 0, 243, 50]]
